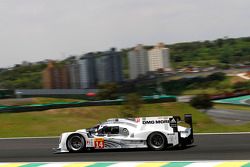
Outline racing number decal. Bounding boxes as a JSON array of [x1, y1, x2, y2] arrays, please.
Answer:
[[94, 138, 104, 149]]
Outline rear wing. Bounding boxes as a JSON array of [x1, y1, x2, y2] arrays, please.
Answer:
[[184, 114, 193, 128]]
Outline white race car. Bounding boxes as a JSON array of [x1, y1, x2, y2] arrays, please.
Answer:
[[55, 114, 193, 153]]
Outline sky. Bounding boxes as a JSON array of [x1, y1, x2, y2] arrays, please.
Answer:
[[0, 0, 250, 68]]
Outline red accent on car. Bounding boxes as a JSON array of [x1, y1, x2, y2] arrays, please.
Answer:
[[135, 118, 140, 123]]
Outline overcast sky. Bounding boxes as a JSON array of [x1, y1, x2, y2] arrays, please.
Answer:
[[0, 0, 250, 68]]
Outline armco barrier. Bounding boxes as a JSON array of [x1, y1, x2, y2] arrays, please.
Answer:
[[0, 161, 249, 167], [0, 96, 176, 113]]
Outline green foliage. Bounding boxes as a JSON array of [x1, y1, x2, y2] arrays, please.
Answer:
[[0, 64, 46, 89], [162, 72, 229, 95], [190, 94, 213, 110], [120, 93, 143, 118], [233, 81, 250, 91], [169, 37, 250, 67], [96, 83, 120, 100], [207, 72, 226, 81], [0, 89, 14, 99]]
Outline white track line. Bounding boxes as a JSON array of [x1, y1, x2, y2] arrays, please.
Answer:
[[0, 136, 58, 140], [194, 132, 250, 135]]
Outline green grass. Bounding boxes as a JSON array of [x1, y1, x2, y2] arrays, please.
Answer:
[[33, 97, 84, 104], [0, 97, 82, 106], [214, 103, 250, 112], [0, 102, 250, 138], [182, 88, 220, 95]]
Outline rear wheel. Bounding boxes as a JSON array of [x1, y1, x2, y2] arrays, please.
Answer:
[[66, 134, 85, 152], [147, 132, 167, 151]]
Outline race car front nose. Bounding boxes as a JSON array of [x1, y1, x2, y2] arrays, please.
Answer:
[[53, 147, 62, 154], [59, 135, 62, 144]]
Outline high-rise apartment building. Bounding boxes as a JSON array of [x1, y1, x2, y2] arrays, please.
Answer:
[[148, 43, 171, 72], [96, 48, 123, 84], [78, 53, 97, 88], [42, 61, 70, 89], [68, 61, 81, 89], [128, 44, 149, 79]]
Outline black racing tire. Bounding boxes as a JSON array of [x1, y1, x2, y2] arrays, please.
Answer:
[[147, 132, 167, 151], [66, 134, 86, 153]]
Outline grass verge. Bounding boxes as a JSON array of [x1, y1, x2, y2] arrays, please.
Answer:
[[0, 102, 249, 138], [214, 103, 250, 112], [0, 97, 82, 106]]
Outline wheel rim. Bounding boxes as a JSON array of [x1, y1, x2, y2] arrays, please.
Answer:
[[151, 134, 164, 148], [68, 136, 83, 151]]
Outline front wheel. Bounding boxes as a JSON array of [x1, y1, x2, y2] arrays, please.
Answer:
[[147, 132, 167, 151], [66, 134, 85, 152]]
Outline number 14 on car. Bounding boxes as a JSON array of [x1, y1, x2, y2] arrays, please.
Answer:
[[94, 138, 104, 149]]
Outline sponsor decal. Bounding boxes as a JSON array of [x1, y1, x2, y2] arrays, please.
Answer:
[[169, 118, 177, 128], [170, 118, 176, 123], [142, 119, 170, 124], [94, 138, 104, 149]]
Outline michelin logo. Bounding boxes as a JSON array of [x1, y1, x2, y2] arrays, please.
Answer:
[[142, 120, 170, 124]]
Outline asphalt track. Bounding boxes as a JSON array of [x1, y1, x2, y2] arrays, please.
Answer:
[[246, 99, 250, 105], [0, 134, 250, 162], [207, 109, 250, 125]]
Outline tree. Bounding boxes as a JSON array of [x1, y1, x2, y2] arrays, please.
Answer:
[[233, 81, 250, 91], [207, 72, 226, 81], [96, 83, 119, 100], [216, 38, 224, 47], [173, 55, 183, 62], [190, 94, 213, 112], [121, 93, 143, 118]]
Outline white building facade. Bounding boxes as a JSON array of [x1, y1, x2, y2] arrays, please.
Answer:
[[148, 43, 171, 72], [128, 44, 149, 79]]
